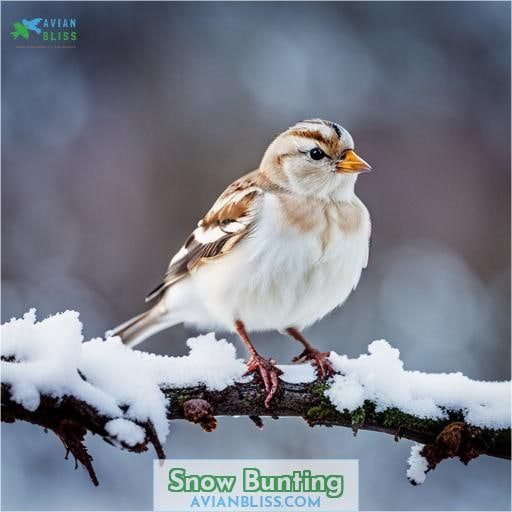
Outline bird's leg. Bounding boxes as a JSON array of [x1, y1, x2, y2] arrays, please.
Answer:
[[235, 320, 282, 408], [286, 327, 334, 379]]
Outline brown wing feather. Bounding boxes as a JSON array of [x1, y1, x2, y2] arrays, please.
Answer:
[[145, 172, 262, 302]]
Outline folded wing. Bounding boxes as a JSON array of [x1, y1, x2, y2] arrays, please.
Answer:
[[146, 171, 262, 302]]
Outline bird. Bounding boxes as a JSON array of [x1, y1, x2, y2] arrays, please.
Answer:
[[22, 18, 42, 34], [109, 119, 372, 406]]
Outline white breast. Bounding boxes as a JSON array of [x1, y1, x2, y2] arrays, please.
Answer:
[[184, 193, 370, 332]]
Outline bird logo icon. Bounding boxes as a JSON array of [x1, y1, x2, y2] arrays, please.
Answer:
[[23, 18, 43, 34], [10, 21, 29, 40], [10, 18, 42, 40]]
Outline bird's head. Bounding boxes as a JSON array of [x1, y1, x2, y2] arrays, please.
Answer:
[[260, 119, 372, 200]]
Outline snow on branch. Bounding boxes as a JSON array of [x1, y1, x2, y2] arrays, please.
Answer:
[[1, 310, 510, 486]]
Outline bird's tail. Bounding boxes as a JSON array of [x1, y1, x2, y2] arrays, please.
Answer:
[[107, 301, 178, 348]]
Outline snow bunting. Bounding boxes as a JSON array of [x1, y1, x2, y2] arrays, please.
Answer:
[[110, 119, 372, 406]]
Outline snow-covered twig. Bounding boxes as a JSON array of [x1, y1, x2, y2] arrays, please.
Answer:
[[1, 310, 510, 486]]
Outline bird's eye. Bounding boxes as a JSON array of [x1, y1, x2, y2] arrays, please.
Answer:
[[309, 148, 325, 160]]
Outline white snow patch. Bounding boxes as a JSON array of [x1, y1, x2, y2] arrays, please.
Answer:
[[1, 309, 120, 416], [406, 443, 429, 485], [1, 310, 248, 443], [326, 339, 511, 429], [105, 419, 145, 447], [279, 363, 317, 384]]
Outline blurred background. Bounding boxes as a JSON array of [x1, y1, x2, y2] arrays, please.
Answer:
[[1, 1, 510, 510]]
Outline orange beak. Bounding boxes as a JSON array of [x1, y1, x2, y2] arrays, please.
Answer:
[[336, 150, 372, 174]]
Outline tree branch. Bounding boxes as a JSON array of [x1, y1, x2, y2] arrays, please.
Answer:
[[165, 380, 511, 460], [2, 377, 510, 486]]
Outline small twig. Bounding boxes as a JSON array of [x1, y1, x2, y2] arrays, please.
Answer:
[[249, 415, 264, 429], [144, 420, 166, 460]]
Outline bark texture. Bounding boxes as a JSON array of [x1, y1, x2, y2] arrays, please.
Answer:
[[2, 378, 510, 486]]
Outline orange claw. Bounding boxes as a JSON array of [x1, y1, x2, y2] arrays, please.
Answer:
[[245, 354, 283, 407], [292, 348, 335, 379]]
